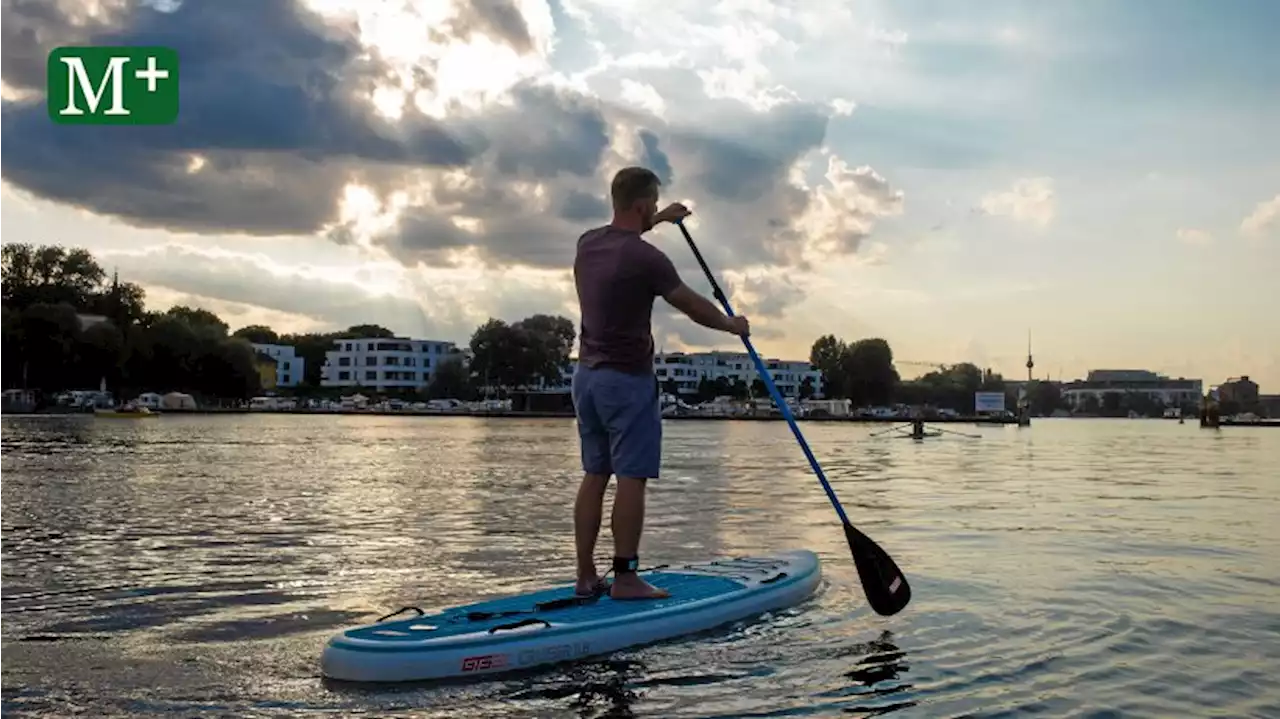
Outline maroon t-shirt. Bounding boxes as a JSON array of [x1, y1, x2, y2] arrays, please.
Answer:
[[574, 224, 683, 375]]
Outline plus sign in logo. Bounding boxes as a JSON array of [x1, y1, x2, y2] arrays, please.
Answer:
[[47, 46, 179, 125]]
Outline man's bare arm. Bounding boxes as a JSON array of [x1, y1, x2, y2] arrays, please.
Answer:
[[661, 282, 736, 333]]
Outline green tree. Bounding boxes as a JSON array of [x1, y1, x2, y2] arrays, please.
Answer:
[[468, 314, 576, 392], [514, 314, 576, 388], [807, 334, 900, 403], [18, 303, 82, 392], [76, 320, 125, 389], [198, 338, 262, 400], [279, 331, 337, 388], [662, 377, 679, 396], [82, 272, 149, 327], [0, 245, 263, 402], [145, 313, 203, 393], [799, 375, 816, 400], [424, 354, 474, 400], [469, 318, 505, 391], [809, 334, 847, 398], [981, 368, 1006, 392], [2, 244, 106, 309], [1, 305, 24, 389], [840, 338, 899, 406], [166, 305, 229, 338], [232, 324, 280, 344], [694, 376, 736, 403], [339, 324, 395, 339]]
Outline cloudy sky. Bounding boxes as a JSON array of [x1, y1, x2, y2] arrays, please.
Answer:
[[3, 0, 1278, 389]]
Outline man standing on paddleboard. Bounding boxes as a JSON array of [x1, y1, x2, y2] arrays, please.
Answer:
[[572, 166, 751, 600]]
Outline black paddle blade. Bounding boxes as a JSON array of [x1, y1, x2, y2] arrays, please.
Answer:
[[844, 522, 912, 616]]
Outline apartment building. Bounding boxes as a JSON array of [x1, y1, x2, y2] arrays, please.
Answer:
[[320, 337, 457, 391], [653, 350, 823, 399], [1218, 375, 1260, 406], [250, 343, 304, 387]]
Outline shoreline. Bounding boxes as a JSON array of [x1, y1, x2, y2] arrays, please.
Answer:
[[17, 406, 1015, 423], [10, 407, 1279, 426]]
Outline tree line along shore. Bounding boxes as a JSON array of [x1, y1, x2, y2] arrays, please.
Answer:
[[5, 243, 1058, 416]]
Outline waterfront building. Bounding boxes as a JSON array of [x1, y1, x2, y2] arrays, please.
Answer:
[[1060, 369, 1202, 409], [1259, 394, 1280, 418], [250, 343, 304, 388], [534, 352, 823, 401], [254, 353, 278, 391], [653, 350, 824, 399], [1218, 376, 1260, 407], [320, 337, 458, 392]]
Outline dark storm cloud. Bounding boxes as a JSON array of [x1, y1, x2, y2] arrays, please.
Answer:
[[1, 0, 838, 261], [666, 103, 828, 202], [638, 130, 673, 185], [370, 98, 838, 272], [480, 83, 611, 179], [393, 200, 586, 269], [559, 190, 610, 221], [2, 0, 899, 342], [1, 0, 479, 234], [390, 212, 477, 263], [1, 0, 104, 92]]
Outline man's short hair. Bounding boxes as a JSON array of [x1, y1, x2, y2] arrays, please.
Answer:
[[610, 167, 661, 211]]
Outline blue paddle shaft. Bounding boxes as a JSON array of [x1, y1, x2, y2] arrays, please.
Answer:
[[674, 220, 852, 527]]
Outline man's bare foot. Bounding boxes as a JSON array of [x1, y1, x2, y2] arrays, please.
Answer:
[[575, 575, 608, 597], [609, 573, 670, 600]]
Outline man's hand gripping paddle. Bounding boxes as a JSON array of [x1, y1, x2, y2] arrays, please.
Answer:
[[673, 219, 912, 616]]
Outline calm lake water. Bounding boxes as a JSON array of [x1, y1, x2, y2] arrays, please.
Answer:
[[2, 414, 1278, 718]]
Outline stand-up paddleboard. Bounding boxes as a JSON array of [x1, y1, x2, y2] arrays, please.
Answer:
[[321, 549, 821, 682]]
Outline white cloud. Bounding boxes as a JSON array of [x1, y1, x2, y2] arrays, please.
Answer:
[[979, 177, 1056, 230], [562, 0, 911, 114], [140, 285, 331, 335], [1176, 228, 1214, 246], [1240, 194, 1280, 239], [619, 79, 666, 117], [95, 243, 576, 342], [794, 154, 905, 263]]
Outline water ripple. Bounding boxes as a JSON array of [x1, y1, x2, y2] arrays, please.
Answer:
[[2, 414, 1278, 717]]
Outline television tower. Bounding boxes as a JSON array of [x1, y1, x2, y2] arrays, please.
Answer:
[[1019, 330, 1034, 426], [1026, 330, 1034, 383]]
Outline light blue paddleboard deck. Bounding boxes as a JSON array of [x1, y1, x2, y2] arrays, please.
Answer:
[[322, 549, 822, 682]]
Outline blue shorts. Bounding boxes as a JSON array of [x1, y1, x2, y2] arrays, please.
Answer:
[[571, 364, 662, 479]]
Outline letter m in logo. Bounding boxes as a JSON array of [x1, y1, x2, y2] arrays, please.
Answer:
[[47, 46, 179, 125]]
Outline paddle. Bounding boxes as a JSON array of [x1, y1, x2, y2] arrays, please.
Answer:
[[869, 423, 912, 438], [673, 219, 912, 617]]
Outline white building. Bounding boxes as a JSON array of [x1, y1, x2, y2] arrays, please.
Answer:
[[477, 350, 823, 400], [320, 336, 457, 391], [251, 343, 304, 387], [1061, 369, 1202, 409], [654, 350, 823, 399]]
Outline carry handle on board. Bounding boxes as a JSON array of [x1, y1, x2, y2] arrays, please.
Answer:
[[673, 219, 912, 617], [488, 618, 551, 634]]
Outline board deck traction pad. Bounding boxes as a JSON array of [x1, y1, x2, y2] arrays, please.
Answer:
[[321, 551, 822, 681]]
